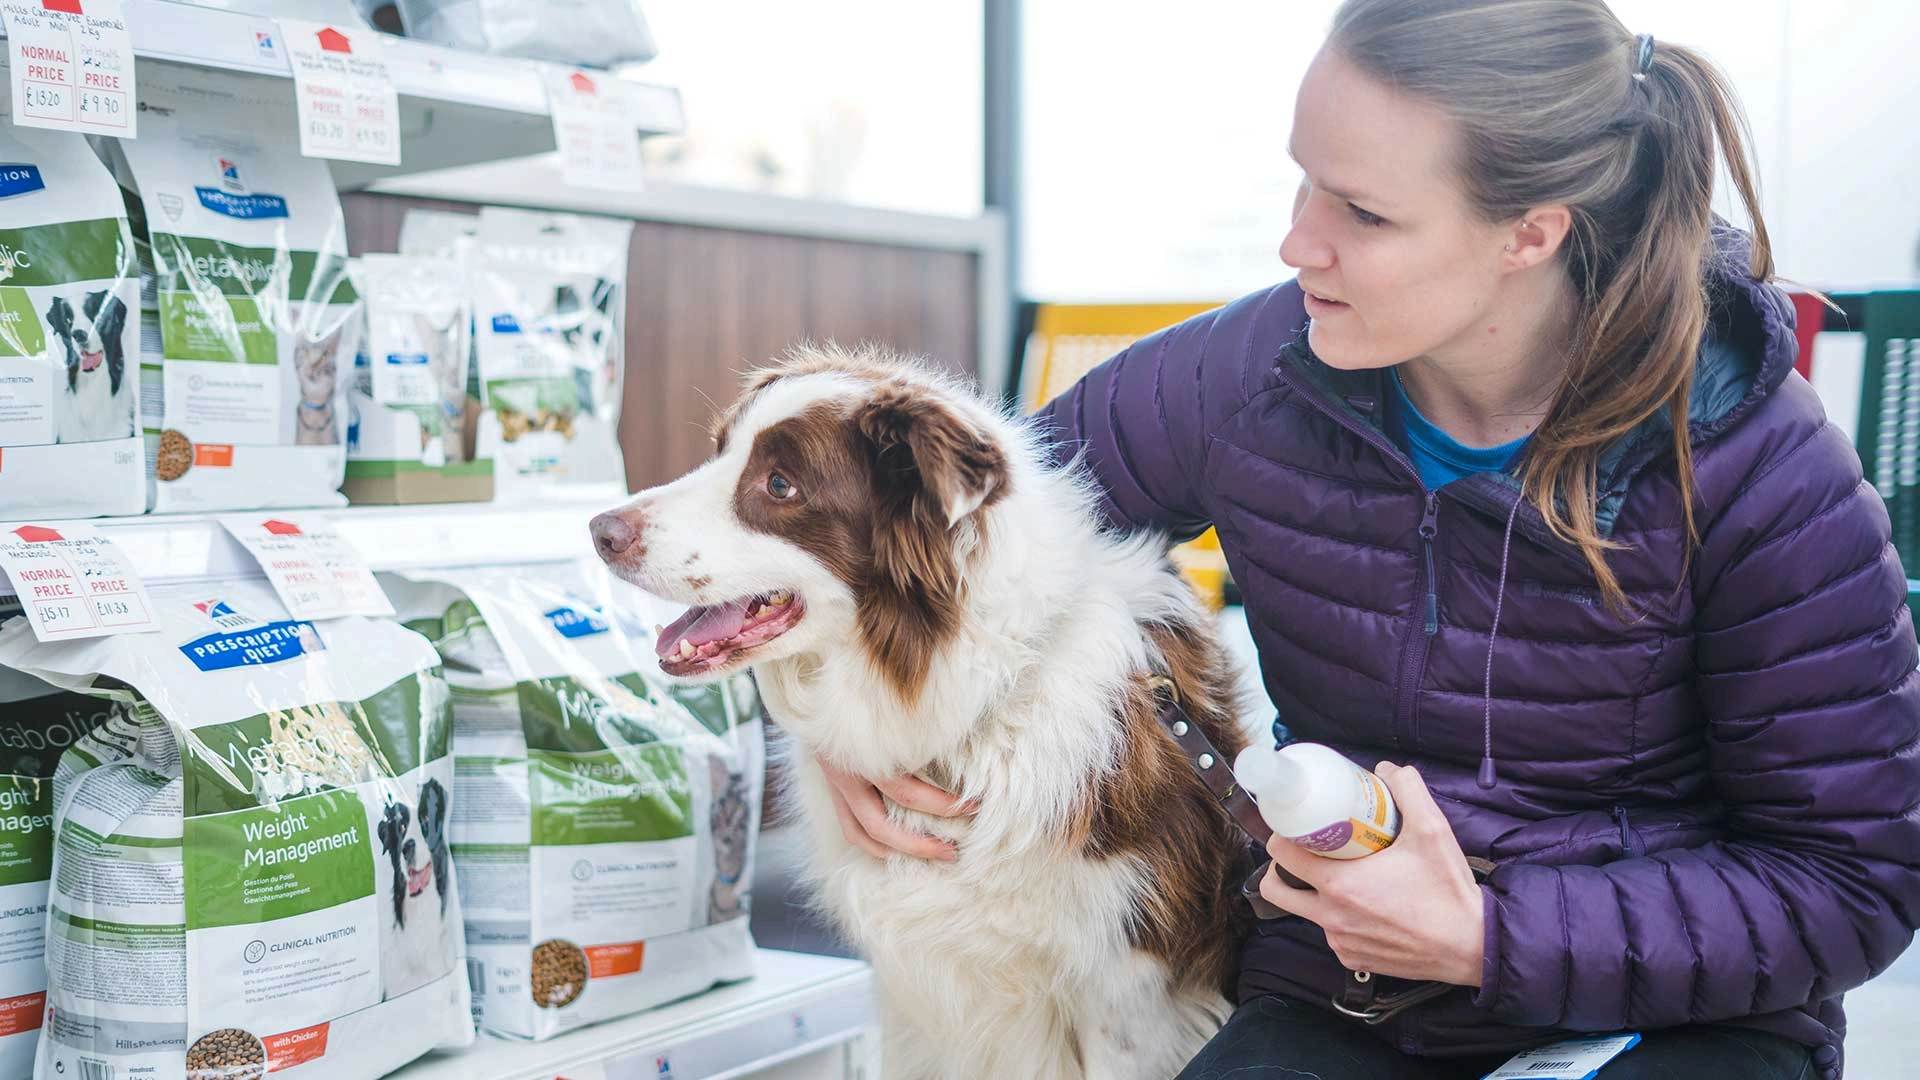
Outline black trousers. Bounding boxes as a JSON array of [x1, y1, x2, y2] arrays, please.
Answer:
[[1175, 996, 1814, 1080]]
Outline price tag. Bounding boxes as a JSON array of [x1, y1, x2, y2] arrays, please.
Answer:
[[1482, 1034, 1642, 1080], [2, 0, 136, 138], [544, 68, 645, 192], [219, 515, 395, 620], [0, 523, 159, 642], [277, 20, 400, 166]]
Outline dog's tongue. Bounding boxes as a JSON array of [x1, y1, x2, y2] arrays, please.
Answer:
[[79, 350, 103, 372], [656, 600, 751, 657], [407, 863, 432, 897]]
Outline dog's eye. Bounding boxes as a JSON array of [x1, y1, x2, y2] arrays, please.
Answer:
[[767, 472, 796, 501]]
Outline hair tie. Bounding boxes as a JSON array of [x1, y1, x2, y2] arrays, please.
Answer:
[[1633, 33, 1656, 79]]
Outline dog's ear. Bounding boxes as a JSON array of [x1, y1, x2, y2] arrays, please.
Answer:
[[94, 294, 125, 341], [379, 802, 407, 855], [417, 778, 445, 835], [851, 384, 1008, 701], [854, 384, 1007, 530], [98, 296, 126, 395], [46, 296, 72, 338]]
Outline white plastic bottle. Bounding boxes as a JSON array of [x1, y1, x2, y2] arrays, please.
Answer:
[[1233, 743, 1401, 859]]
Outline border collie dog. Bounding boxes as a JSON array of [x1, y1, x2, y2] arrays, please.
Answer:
[[592, 345, 1251, 1080], [376, 777, 455, 1001], [47, 289, 131, 443]]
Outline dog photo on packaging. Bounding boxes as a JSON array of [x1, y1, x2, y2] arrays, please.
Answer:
[[47, 288, 133, 443], [593, 345, 1254, 1080]]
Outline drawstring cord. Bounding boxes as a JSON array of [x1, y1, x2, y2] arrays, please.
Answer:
[[1480, 494, 1523, 790]]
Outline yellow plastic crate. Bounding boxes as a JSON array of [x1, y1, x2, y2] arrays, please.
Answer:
[[1023, 303, 1229, 610]]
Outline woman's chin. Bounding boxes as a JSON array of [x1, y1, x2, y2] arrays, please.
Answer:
[[1307, 321, 1366, 369]]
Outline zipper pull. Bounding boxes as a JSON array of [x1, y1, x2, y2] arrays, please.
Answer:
[[1612, 805, 1635, 857], [1419, 492, 1440, 539]]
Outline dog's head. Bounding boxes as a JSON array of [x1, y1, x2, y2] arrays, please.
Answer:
[[376, 791, 438, 926], [48, 290, 127, 395], [592, 345, 1009, 703]]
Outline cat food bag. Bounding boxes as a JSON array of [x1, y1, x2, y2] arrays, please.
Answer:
[[0, 578, 472, 1080], [383, 560, 761, 1041], [0, 71, 145, 519], [104, 70, 362, 513], [0, 667, 132, 1079], [342, 255, 493, 505], [472, 207, 629, 493]]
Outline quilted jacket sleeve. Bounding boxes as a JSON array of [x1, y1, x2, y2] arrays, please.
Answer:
[[1032, 281, 1307, 540], [1472, 386, 1920, 1031]]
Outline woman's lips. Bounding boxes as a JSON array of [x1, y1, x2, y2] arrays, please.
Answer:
[[1304, 291, 1349, 317]]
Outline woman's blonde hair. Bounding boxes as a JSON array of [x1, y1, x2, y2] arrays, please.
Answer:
[[1329, 0, 1774, 611]]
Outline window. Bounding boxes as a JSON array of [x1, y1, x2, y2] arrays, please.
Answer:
[[632, 0, 984, 218]]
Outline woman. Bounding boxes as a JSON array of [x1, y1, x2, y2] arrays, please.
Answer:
[[818, 1, 1920, 1076]]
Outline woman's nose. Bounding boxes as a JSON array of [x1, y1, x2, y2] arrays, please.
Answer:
[[1277, 216, 1332, 271]]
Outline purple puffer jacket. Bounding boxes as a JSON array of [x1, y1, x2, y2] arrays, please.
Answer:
[[1036, 236, 1920, 1078]]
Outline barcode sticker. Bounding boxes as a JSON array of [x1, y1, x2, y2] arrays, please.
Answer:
[[1482, 1035, 1642, 1080], [467, 959, 485, 995], [79, 1059, 114, 1080]]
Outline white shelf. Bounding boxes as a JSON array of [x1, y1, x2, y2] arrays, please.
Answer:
[[392, 949, 877, 1080], [0, 0, 684, 189], [0, 485, 631, 596]]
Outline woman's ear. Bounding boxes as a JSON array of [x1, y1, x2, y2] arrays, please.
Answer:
[[1500, 206, 1573, 270]]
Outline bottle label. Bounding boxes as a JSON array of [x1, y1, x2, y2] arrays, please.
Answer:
[[1288, 763, 1401, 858]]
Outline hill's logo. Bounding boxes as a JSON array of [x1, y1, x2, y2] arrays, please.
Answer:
[[195, 157, 288, 219], [182, 599, 324, 671]]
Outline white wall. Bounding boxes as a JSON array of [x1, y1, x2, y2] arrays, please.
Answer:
[[1022, 0, 1920, 301]]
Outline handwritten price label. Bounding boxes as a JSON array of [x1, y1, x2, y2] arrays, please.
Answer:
[[544, 68, 645, 192], [0, 524, 159, 642], [2, 0, 136, 138], [219, 516, 394, 620], [278, 20, 400, 166]]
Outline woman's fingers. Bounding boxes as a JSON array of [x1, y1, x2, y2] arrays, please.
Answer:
[[876, 773, 978, 818]]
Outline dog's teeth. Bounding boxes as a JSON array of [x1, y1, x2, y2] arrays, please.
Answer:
[[770, 591, 790, 607], [678, 639, 695, 659]]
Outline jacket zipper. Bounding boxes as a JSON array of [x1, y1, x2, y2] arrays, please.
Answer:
[[1273, 361, 1437, 751]]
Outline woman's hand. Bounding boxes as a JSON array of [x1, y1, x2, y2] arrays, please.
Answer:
[[816, 752, 974, 862], [1258, 761, 1486, 986]]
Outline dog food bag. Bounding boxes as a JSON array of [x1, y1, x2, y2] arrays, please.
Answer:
[[0, 667, 132, 1079], [342, 255, 493, 505], [0, 578, 473, 1080], [105, 72, 362, 513], [472, 207, 630, 493], [0, 79, 145, 519], [384, 561, 762, 1041]]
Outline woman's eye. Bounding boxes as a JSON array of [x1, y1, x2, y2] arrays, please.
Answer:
[[767, 472, 796, 500], [1349, 203, 1385, 227]]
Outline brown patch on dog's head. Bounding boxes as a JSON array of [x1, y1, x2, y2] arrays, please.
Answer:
[[721, 351, 1013, 699], [851, 383, 1007, 699], [712, 344, 938, 456], [722, 357, 1010, 702]]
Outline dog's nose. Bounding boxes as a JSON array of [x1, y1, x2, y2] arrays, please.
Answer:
[[590, 510, 640, 560]]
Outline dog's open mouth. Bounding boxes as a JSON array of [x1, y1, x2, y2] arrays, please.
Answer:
[[79, 350, 104, 372], [407, 862, 432, 897], [656, 589, 803, 676]]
